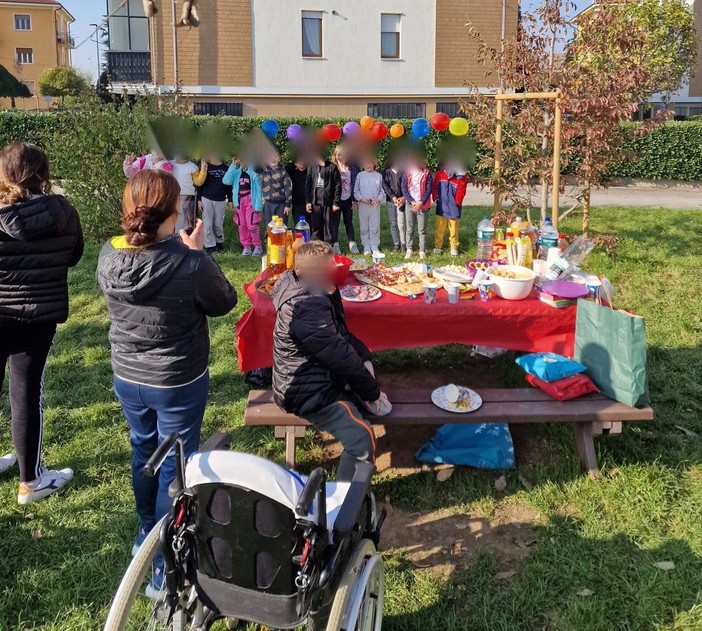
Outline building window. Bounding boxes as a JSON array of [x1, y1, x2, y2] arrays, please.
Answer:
[[381, 14, 400, 59], [16, 48, 33, 64], [436, 102, 467, 118], [368, 103, 426, 118], [302, 11, 323, 57], [22, 81, 35, 94], [108, 0, 150, 52], [14, 14, 31, 30], [673, 106, 688, 117], [193, 102, 243, 116], [689, 106, 702, 117]]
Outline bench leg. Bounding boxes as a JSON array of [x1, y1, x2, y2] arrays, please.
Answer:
[[573, 422, 600, 478], [274, 426, 306, 470]]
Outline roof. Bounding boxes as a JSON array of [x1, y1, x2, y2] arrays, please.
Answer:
[[0, 0, 75, 21]]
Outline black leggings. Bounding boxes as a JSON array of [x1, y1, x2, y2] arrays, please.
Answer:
[[0, 323, 56, 482], [339, 198, 355, 242]]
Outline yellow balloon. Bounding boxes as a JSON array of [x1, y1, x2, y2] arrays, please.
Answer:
[[360, 116, 374, 131], [390, 123, 405, 139], [449, 117, 469, 136]]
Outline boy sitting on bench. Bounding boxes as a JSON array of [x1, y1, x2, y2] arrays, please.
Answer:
[[272, 240, 391, 480]]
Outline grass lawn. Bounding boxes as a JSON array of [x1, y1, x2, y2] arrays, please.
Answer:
[[0, 204, 701, 630]]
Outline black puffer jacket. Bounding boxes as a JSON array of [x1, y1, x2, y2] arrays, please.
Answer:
[[272, 270, 379, 416], [0, 195, 83, 325], [305, 161, 342, 207], [97, 236, 237, 387]]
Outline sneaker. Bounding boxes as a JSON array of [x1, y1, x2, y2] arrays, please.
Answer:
[[333, 242, 341, 255], [17, 466, 73, 505], [252, 246, 263, 257], [204, 246, 217, 255], [404, 249, 413, 260], [349, 241, 360, 254], [363, 249, 371, 256], [0, 453, 16, 475], [242, 246, 252, 256], [419, 251, 426, 260], [450, 249, 460, 257], [216, 243, 225, 251], [433, 248, 442, 255], [131, 526, 148, 557], [392, 244, 401, 253], [145, 566, 165, 601]]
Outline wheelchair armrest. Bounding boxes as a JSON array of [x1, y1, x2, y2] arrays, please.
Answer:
[[200, 431, 232, 452], [332, 460, 375, 539], [296, 467, 326, 518]]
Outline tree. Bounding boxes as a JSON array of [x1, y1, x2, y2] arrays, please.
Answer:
[[38, 66, 89, 105], [0, 65, 31, 109]]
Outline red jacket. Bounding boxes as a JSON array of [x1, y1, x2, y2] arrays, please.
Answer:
[[432, 170, 468, 219]]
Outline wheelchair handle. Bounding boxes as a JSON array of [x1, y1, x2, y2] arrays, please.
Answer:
[[144, 432, 183, 480], [296, 467, 326, 517]]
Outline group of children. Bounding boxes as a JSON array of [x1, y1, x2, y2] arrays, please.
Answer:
[[122, 144, 470, 259]]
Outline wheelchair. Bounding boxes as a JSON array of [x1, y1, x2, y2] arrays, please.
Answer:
[[104, 432, 385, 630]]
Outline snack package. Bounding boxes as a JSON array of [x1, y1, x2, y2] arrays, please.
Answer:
[[515, 352, 587, 383], [526, 373, 600, 401]]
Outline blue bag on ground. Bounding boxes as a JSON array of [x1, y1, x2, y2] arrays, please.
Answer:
[[415, 423, 515, 469], [515, 352, 587, 383]]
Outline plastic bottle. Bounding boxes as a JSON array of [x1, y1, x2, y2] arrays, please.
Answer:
[[476, 216, 495, 261], [285, 231, 294, 269], [510, 216, 525, 239], [543, 235, 595, 281], [538, 217, 559, 260], [268, 216, 287, 275], [558, 233, 568, 252], [266, 216, 278, 253], [294, 216, 311, 243]]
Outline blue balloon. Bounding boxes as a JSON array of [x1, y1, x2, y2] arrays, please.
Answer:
[[411, 118, 430, 139], [261, 119, 279, 137]]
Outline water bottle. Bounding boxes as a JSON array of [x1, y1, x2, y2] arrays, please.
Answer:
[[294, 216, 311, 243], [476, 216, 495, 261], [538, 217, 559, 260], [543, 236, 595, 281]]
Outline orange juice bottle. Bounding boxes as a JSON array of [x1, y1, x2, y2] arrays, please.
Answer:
[[268, 216, 287, 275]]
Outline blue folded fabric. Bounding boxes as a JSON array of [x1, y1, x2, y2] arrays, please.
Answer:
[[515, 352, 587, 383], [415, 423, 515, 469]]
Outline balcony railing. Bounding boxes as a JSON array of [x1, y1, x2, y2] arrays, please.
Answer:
[[57, 32, 75, 48], [107, 51, 152, 83]]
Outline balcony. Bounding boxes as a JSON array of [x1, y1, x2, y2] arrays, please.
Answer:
[[107, 51, 152, 83], [57, 32, 75, 48]]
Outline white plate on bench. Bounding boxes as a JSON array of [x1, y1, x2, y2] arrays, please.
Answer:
[[431, 385, 483, 413]]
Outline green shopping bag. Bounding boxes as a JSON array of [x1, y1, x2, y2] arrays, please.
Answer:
[[574, 298, 650, 407]]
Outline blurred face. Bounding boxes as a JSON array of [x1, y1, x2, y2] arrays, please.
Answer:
[[269, 154, 280, 168], [295, 160, 306, 170], [363, 161, 375, 172], [296, 255, 336, 291]]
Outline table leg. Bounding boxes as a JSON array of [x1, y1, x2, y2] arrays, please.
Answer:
[[573, 421, 600, 478]]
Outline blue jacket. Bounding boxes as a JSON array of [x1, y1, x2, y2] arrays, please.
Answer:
[[223, 165, 263, 211], [432, 170, 468, 220]]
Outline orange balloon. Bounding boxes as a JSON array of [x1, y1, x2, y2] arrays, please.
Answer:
[[360, 116, 374, 131], [390, 124, 405, 139]]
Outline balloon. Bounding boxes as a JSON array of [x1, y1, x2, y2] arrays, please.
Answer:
[[343, 121, 361, 136], [261, 119, 279, 137], [390, 123, 405, 139], [449, 117, 469, 136], [411, 118, 430, 139], [430, 112, 451, 132], [360, 116, 374, 131], [286, 124, 303, 140], [370, 121, 388, 142], [323, 123, 342, 142]]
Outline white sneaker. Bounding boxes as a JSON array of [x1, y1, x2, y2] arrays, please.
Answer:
[[349, 242, 359, 254], [450, 249, 459, 257], [363, 249, 371, 256], [404, 249, 413, 260], [145, 567, 165, 601], [433, 248, 442, 255], [0, 453, 16, 475], [333, 242, 341, 255], [419, 251, 426, 260], [17, 466, 73, 505], [252, 246, 263, 257], [242, 246, 252, 256]]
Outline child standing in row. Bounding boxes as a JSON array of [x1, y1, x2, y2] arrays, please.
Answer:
[[305, 158, 341, 245], [224, 160, 263, 256], [171, 155, 198, 232], [382, 156, 406, 253], [332, 146, 359, 255], [353, 158, 385, 256], [123, 151, 173, 178], [401, 159, 433, 260], [433, 164, 468, 256], [261, 154, 293, 228], [192, 156, 232, 254]]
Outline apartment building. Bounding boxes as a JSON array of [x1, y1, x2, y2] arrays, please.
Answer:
[[106, 0, 518, 117], [0, 0, 74, 110]]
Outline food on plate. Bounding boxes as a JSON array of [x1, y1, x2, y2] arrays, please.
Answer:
[[490, 267, 533, 280], [434, 264, 474, 283], [256, 274, 280, 297], [356, 264, 427, 297], [350, 259, 368, 271], [339, 285, 382, 302]]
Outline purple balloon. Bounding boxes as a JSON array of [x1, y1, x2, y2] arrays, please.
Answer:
[[287, 124, 304, 140], [343, 121, 361, 136]]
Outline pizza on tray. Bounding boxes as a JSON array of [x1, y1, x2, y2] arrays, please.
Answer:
[[355, 264, 427, 297]]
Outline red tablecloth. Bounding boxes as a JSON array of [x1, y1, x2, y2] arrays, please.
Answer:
[[236, 275, 576, 372]]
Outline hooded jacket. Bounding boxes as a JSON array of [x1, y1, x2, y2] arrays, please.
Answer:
[[223, 165, 263, 211], [305, 161, 342, 207], [432, 170, 468, 220], [401, 169, 433, 211], [272, 270, 379, 417], [97, 236, 237, 387], [0, 194, 83, 325]]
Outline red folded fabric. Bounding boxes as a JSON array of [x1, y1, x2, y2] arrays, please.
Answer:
[[526, 373, 599, 401]]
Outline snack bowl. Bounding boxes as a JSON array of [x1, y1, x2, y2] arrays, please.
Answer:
[[333, 255, 353, 286], [486, 265, 536, 300]]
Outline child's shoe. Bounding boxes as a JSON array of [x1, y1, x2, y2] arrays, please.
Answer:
[[419, 251, 426, 260], [393, 244, 401, 253], [450, 249, 459, 257], [404, 249, 413, 260], [252, 246, 263, 257], [333, 243, 341, 255], [363, 249, 371, 256], [0, 453, 16, 475], [349, 242, 360, 254], [17, 466, 73, 504], [242, 246, 252, 256], [433, 248, 442, 255]]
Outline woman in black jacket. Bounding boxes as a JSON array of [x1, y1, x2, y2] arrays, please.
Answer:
[[0, 142, 84, 504], [97, 169, 237, 593]]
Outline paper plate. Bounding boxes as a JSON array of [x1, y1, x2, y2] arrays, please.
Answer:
[[339, 285, 382, 302], [431, 386, 483, 414], [541, 280, 589, 299]]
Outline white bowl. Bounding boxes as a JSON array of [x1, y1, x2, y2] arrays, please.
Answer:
[[486, 265, 536, 300]]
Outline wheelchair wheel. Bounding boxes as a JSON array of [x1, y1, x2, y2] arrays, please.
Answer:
[[324, 538, 384, 631]]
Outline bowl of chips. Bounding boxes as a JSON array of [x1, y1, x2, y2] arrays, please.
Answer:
[[486, 265, 536, 300]]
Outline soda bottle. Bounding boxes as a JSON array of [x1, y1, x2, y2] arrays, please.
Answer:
[[294, 216, 311, 242], [266, 216, 277, 253], [476, 216, 495, 261], [538, 217, 559, 260], [268, 216, 287, 275], [510, 216, 525, 239]]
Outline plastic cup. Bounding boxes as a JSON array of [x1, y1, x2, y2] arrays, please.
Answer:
[[532, 259, 547, 277], [423, 282, 438, 304], [586, 276, 602, 300], [546, 247, 561, 266], [447, 282, 461, 304], [478, 279, 494, 303], [445, 384, 460, 404], [415, 262, 428, 276], [372, 253, 385, 267]]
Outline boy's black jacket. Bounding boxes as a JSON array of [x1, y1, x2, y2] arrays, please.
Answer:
[[272, 270, 379, 416], [305, 160, 342, 207]]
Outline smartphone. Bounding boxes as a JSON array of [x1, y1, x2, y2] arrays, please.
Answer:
[[185, 226, 194, 236]]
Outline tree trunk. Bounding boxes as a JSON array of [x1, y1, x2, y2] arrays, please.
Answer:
[[582, 181, 591, 237], [10, 96, 16, 109]]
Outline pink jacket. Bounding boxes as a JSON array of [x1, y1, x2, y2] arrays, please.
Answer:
[[123, 154, 174, 179]]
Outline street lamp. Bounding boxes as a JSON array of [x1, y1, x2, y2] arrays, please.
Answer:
[[90, 23, 101, 79]]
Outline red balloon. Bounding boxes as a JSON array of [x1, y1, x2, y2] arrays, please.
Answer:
[[430, 112, 451, 132], [370, 121, 389, 142], [323, 123, 342, 142]]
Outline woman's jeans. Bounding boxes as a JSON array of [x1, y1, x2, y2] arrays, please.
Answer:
[[114, 370, 209, 533]]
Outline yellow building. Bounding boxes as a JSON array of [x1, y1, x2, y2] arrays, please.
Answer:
[[0, 0, 75, 110]]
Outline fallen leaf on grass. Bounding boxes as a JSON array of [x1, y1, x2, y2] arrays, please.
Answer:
[[24, 513, 34, 520], [31, 528, 43, 539], [577, 588, 594, 597], [653, 561, 676, 571], [411, 559, 431, 569], [436, 467, 455, 482], [495, 570, 517, 580], [494, 475, 507, 492], [675, 425, 697, 439], [384, 495, 394, 516], [518, 474, 533, 491], [517, 538, 537, 550], [607, 467, 620, 478]]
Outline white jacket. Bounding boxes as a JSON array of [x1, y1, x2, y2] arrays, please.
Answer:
[[354, 171, 386, 204]]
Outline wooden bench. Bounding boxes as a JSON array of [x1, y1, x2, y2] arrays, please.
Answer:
[[244, 389, 654, 476]]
